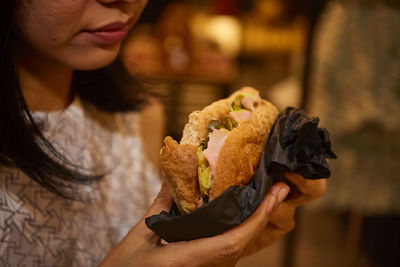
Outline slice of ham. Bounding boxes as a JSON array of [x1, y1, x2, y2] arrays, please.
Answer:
[[229, 110, 251, 123], [241, 96, 255, 111], [202, 129, 229, 177]]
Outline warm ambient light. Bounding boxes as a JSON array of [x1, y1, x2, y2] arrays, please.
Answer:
[[192, 14, 242, 58]]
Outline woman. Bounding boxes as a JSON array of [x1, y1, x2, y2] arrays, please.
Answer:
[[0, 0, 327, 266]]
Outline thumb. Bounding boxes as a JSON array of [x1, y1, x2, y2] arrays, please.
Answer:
[[144, 182, 173, 218], [125, 183, 173, 249], [99, 184, 173, 266]]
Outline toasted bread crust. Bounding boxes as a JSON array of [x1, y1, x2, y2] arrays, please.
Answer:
[[210, 99, 278, 199], [180, 101, 231, 146], [180, 87, 263, 146], [161, 87, 278, 213], [161, 137, 199, 214]]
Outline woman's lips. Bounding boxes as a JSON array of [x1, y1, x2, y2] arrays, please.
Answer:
[[84, 21, 129, 45]]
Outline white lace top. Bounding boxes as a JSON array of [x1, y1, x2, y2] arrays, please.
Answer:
[[0, 97, 161, 266]]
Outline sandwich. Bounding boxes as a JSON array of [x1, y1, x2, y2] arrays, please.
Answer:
[[161, 87, 279, 214]]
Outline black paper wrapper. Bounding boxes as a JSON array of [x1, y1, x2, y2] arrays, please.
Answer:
[[266, 107, 337, 180], [145, 107, 337, 242]]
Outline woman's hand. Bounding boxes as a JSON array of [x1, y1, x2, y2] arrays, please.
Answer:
[[99, 181, 290, 267], [248, 172, 327, 253]]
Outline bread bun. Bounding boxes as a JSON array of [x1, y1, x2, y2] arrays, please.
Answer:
[[161, 87, 278, 214]]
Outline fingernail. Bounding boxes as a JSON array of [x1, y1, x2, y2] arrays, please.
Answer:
[[278, 186, 290, 202], [266, 196, 278, 213], [270, 184, 281, 196]]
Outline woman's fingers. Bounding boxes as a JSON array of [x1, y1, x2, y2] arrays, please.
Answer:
[[149, 183, 290, 266], [267, 202, 296, 231], [234, 182, 290, 240], [103, 183, 292, 267], [248, 173, 327, 252], [248, 204, 296, 253], [284, 172, 327, 206]]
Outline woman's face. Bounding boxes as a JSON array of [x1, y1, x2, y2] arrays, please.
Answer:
[[17, 0, 147, 70]]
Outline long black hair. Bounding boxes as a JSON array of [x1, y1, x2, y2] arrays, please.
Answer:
[[0, 0, 148, 199]]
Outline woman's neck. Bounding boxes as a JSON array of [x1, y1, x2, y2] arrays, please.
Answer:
[[18, 51, 75, 112]]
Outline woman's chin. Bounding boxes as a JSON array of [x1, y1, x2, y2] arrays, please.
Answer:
[[69, 46, 121, 70]]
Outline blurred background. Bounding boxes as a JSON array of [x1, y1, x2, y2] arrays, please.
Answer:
[[121, 0, 400, 266]]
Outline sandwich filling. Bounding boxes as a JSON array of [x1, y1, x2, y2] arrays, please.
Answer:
[[197, 93, 261, 199]]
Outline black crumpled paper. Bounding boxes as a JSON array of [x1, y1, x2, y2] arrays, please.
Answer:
[[266, 107, 337, 180], [145, 107, 336, 242]]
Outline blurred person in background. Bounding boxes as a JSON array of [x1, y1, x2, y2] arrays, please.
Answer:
[[306, 0, 400, 266], [0, 0, 328, 266]]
